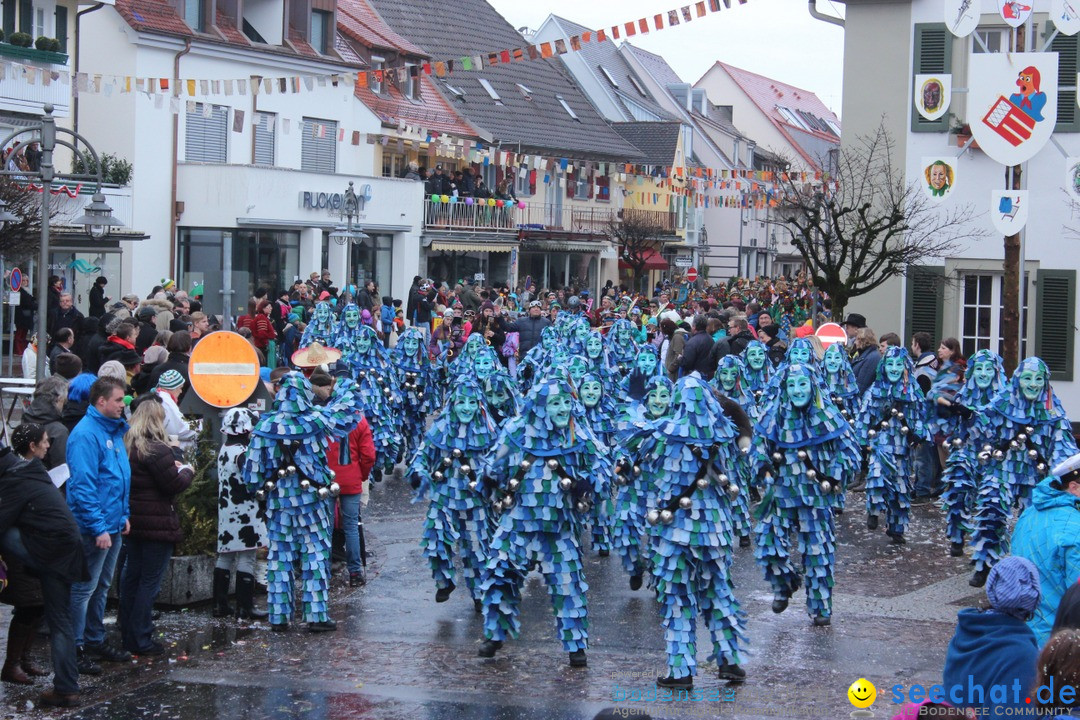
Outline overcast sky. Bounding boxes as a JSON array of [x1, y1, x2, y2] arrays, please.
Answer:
[[487, 0, 847, 117]]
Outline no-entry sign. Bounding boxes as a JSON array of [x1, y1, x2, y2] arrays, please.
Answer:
[[188, 331, 261, 408], [685, 267, 698, 282], [815, 322, 848, 348]]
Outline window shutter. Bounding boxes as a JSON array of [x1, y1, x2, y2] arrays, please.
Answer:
[[1035, 268, 1076, 381], [904, 265, 944, 340], [254, 113, 275, 165], [911, 23, 952, 133], [1048, 22, 1080, 132], [301, 118, 337, 173], [54, 6, 68, 53], [184, 104, 228, 163], [18, 0, 30, 34]]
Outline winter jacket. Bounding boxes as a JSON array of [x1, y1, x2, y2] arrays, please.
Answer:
[[678, 330, 715, 378], [0, 450, 87, 584], [65, 406, 131, 537], [943, 608, 1038, 715], [48, 306, 84, 340], [148, 352, 191, 398], [21, 396, 69, 471], [88, 285, 108, 318], [60, 398, 88, 433], [251, 313, 277, 350], [664, 329, 688, 381], [327, 418, 376, 495], [97, 335, 136, 367], [1012, 477, 1080, 645], [505, 315, 550, 356], [127, 440, 193, 544], [135, 319, 158, 355], [155, 390, 197, 451], [851, 345, 882, 395], [414, 289, 436, 325], [356, 289, 375, 313]]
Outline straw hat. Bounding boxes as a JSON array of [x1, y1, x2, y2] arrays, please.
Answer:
[[291, 342, 342, 368]]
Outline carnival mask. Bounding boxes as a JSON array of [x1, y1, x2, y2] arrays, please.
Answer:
[[453, 394, 479, 425], [546, 392, 573, 429], [972, 360, 997, 390], [550, 347, 570, 368], [314, 303, 331, 323], [823, 346, 843, 374], [745, 345, 766, 371], [884, 355, 905, 383], [475, 353, 497, 378], [636, 351, 656, 375], [356, 332, 372, 355], [717, 365, 739, 392], [787, 372, 813, 409], [580, 380, 603, 409], [1019, 368, 1047, 402], [402, 335, 420, 357], [616, 324, 631, 343], [789, 345, 812, 365], [344, 306, 360, 329], [567, 357, 588, 386], [486, 384, 510, 410], [586, 335, 603, 359], [645, 385, 672, 418]]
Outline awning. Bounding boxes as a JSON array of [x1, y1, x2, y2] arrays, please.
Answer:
[[429, 240, 517, 253], [520, 239, 609, 253], [620, 248, 668, 271]]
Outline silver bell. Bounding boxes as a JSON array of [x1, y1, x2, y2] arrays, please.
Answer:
[[1010, 440, 1019, 449], [508, 479, 520, 492], [1028, 449, 1039, 459], [328, 470, 336, 479], [772, 452, 783, 463], [740, 445, 750, 455], [317, 487, 330, 499], [820, 480, 832, 493], [900, 426, 909, 436], [646, 510, 661, 526], [264, 480, 276, 492], [633, 465, 642, 476], [418, 392, 424, 400], [502, 496, 515, 510], [1026, 426, 1036, 435], [993, 450, 1005, 461], [880, 420, 890, 430], [717, 473, 730, 485], [868, 429, 878, 439], [547, 459, 559, 469], [300, 479, 311, 490], [452, 448, 463, 458], [576, 501, 588, 513], [678, 496, 693, 510], [978, 452, 990, 465], [1017, 433, 1028, 442], [890, 408, 899, 417], [277, 468, 288, 478], [255, 490, 266, 501], [659, 509, 674, 524], [460, 465, 472, 475], [383, 388, 391, 397], [897, 412, 905, 421], [695, 477, 709, 489], [443, 457, 453, 467], [520, 460, 531, 471], [358, 370, 367, 379], [329, 482, 340, 497], [806, 469, 817, 480], [467, 480, 478, 492], [797, 450, 807, 461], [1037, 463, 1047, 473], [727, 483, 740, 498], [287, 465, 297, 475], [433, 471, 444, 482], [983, 444, 993, 453], [952, 438, 963, 448], [559, 477, 573, 491]]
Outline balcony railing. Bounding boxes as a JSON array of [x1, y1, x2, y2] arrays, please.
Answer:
[[0, 48, 70, 117], [423, 200, 676, 236]]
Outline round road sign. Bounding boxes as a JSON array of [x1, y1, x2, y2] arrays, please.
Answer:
[[686, 267, 698, 283], [188, 331, 261, 408], [9, 268, 21, 292], [815, 322, 848, 348]]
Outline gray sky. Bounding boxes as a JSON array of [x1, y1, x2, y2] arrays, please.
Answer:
[[487, 0, 847, 117]]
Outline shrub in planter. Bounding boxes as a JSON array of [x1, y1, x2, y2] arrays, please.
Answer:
[[9, 32, 32, 48], [48, 38, 60, 52], [34, 36, 49, 51], [0, 29, 6, 43]]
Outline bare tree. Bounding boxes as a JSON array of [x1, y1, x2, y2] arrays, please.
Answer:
[[775, 123, 985, 320], [0, 179, 53, 259], [607, 212, 666, 294]]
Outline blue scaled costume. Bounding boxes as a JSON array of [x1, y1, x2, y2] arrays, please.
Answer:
[[482, 371, 522, 427], [856, 347, 931, 542], [300, 301, 337, 348], [741, 340, 774, 401], [517, 326, 557, 392], [971, 357, 1079, 585], [606, 319, 640, 375], [583, 330, 618, 393], [580, 370, 617, 555], [408, 380, 497, 610], [476, 376, 611, 665], [710, 355, 760, 542], [611, 375, 673, 586], [822, 342, 861, 420], [752, 364, 860, 625], [641, 376, 747, 685], [242, 372, 363, 628], [390, 326, 439, 460], [939, 350, 1005, 566]]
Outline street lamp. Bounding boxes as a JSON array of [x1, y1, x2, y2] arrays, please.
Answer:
[[329, 181, 370, 302], [0, 104, 123, 380]]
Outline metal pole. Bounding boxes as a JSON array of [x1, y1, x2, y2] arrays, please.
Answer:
[[35, 113, 55, 382], [221, 230, 234, 330], [737, 201, 744, 279]]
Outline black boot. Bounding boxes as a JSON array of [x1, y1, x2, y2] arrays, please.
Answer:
[[867, 514, 878, 531], [435, 582, 455, 602], [235, 572, 268, 620], [970, 567, 990, 588], [568, 649, 587, 667], [212, 568, 233, 618], [950, 541, 964, 557], [477, 639, 502, 658]]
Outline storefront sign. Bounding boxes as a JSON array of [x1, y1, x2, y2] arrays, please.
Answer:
[[299, 184, 373, 213], [673, 255, 693, 268]]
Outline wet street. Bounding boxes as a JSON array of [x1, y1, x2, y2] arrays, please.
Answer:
[[1, 477, 983, 719]]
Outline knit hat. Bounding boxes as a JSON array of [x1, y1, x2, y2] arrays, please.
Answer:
[[156, 369, 185, 390], [142, 345, 167, 365], [161, 278, 175, 291], [137, 305, 157, 320], [443, 308, 455, 319], [480, 300, 496, 312], [986, 556, 1040, 620]]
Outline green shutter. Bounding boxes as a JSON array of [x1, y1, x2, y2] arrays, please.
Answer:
[[911, 23, 953, 133], [1047, 22, 1080, 132], [1035, 268, 1076, 381], [2, 2, 14, 38], [18, 0, 29, 34], [54, 6, 67, 53], [905, 265, 944, 341]]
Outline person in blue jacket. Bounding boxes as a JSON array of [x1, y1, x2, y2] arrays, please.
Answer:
[[65, 376, 133, 672], [1012, 452, 1080, 646], [943, 556, 1041, 717]]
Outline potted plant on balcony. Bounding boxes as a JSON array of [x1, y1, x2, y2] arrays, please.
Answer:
[[949, 116, 978, 149], [34, 36, 60, 52], [8, 32, 31, 48]]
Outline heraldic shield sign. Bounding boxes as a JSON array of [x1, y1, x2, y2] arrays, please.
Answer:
[[990, 190, 1029, 235], [1052, 0, 1080, 35], [922, 158, 958, 202], [915, 75, 952, 121], [945, 0, 979, 36], [969, 53, 1058, 166]]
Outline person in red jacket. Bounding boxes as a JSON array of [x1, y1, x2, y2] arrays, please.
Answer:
[[251, 300, 278, 362], [313, 372, 375, 587]]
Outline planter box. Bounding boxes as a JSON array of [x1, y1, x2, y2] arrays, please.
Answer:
[[156, 555, 215, 607], [0, 42, 68, 65]]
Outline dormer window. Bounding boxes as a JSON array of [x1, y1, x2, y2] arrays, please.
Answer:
[[183, 0, 205, 32], [370, 57, 385, 93], [310, 9, 332, 54]]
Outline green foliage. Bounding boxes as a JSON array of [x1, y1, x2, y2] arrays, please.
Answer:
[[34, 36, 50, 51], [0, 29, 6, 43], [72, 152, 133, 187], [175, 423, 219, 556], [9, 33, 32, 48]]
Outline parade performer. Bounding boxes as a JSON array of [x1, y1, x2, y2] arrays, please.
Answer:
[[482, 372, 522, 426], [641, 376, 747, 688], [741, 340, 774, 399], [856, 347, 931, 544], [300, 301, 336, 348], [583, 331, 617, 391], [971, 357, 1078, 587], [517, 326, 557, 390], [409, 380, 497, 612], [939, 351, 1005, 572], [390, 326, 439, 460], [612, 376, 674, 588], [606, 318, 639, 374], [711, 355, 759, 543], [476, 376, 610, 666], [753, 364, 859, 626], [822, 342, 861, 419], [214, 407, 268, 620], [339, 321, 392, 376], [242, 367, 362, 631], [580, 371, 616, 556], [335, 323, 400, 481]]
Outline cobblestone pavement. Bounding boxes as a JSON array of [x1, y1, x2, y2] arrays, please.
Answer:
[[0, 477, 985, 719]]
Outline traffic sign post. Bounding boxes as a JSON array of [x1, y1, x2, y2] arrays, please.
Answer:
[[815, 322, 848, 348], [9, 267, 20, 293], [686, 267, 698, 283], [187, 331, 261, 408]]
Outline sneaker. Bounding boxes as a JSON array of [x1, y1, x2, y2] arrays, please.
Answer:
[[75, 649, 102, 676], [771, 593, 790, 614], [597, 549, 610, 557], [970, 568, 990, 588], [84, 642, 131, 663], [568, 650, 587, 667], [477, 639, 502, 658], [349, 573, 366, 588], [910, 494, 934, 506], [308, 620, 337, 633], [718, 662, 746, 683], [39, 691, 81, 708], [270, 623, 289, 632], [657, 674, 693, 689], [133, 642, 166, 657], [739, 535, 751, 548], [886, 530, 906, 544]]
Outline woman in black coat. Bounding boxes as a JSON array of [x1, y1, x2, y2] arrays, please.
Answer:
[[88, 277, 109, 319], [118, 401, 193, 656]]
